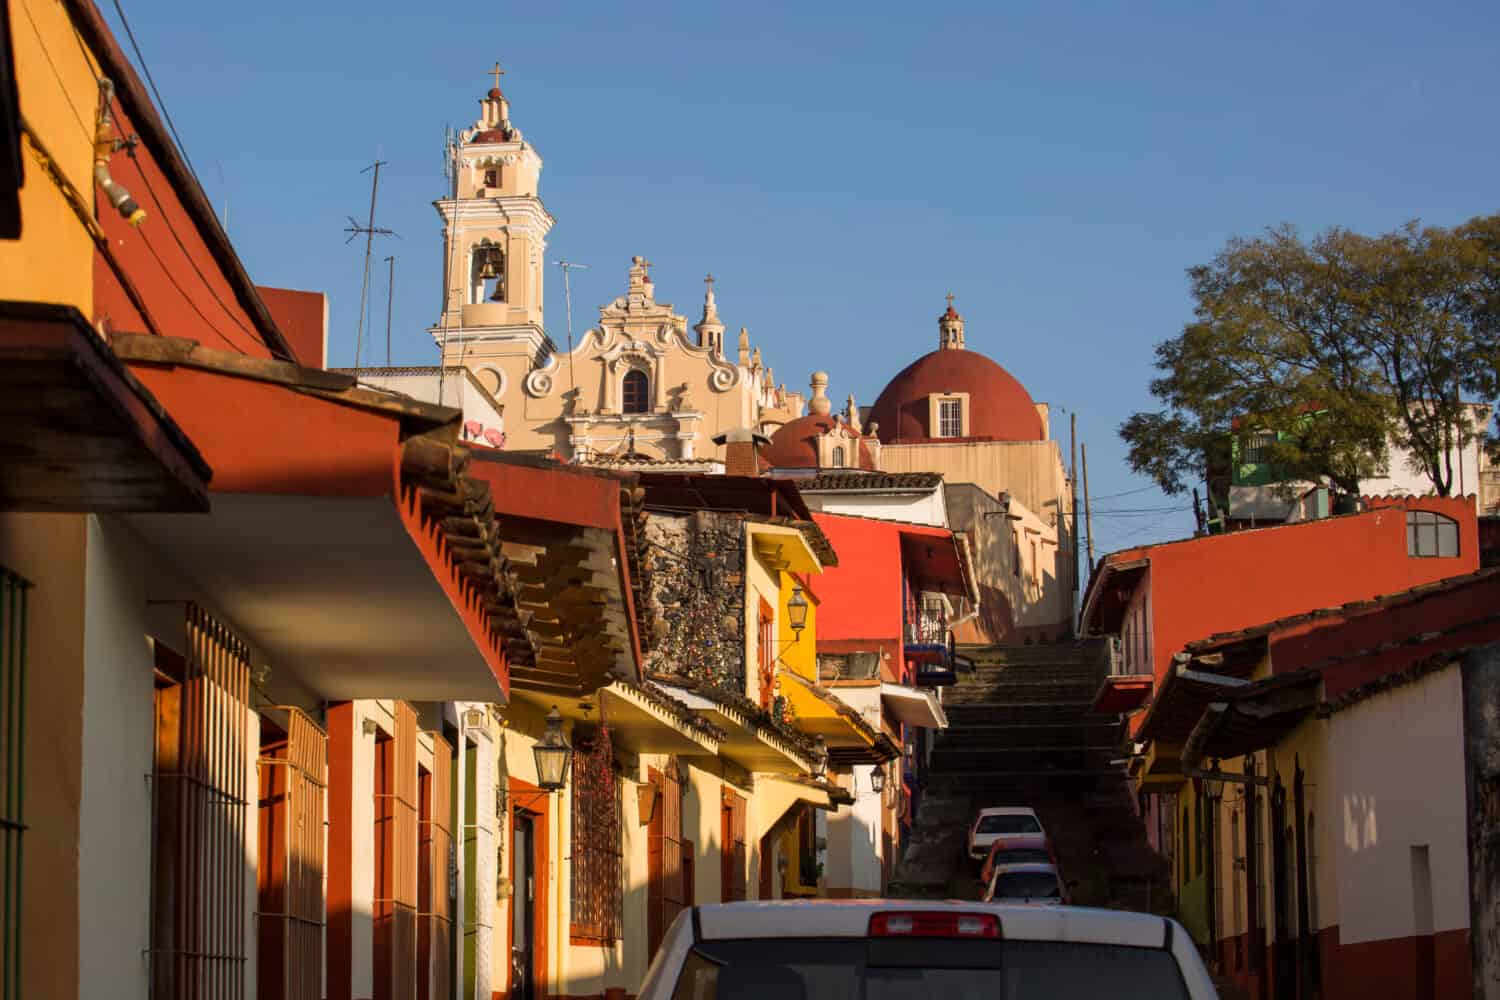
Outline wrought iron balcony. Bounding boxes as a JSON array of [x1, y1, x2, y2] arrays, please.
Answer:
[[904, 609, 950, 648]]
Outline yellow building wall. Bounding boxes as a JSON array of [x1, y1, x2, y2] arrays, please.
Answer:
[[879, 438, 1068, 518], [778, 570, 818, 684], [2, 0, 97, 310], [0, 514, 87, 1000]]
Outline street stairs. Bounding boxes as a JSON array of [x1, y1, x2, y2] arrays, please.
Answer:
[[887, 640, 1170, 912]]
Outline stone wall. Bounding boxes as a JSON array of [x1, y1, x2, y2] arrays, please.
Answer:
[[642, 511, 747, 694]]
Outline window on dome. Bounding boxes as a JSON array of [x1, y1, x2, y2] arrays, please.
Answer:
[[938, 398, 963, 438], [622, 370, 650, 414], [830, 446, 846, 468], [1406, 510, 1458, 558]]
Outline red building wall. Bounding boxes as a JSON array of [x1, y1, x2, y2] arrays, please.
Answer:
[[811, 514, 906, 647], [258, 286, 327, 368], [1119, 497, 1479, 687]]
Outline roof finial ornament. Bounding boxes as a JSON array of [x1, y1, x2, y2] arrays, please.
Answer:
[[489, 61, 506, 94], [695, 273, 725, 353], [939, 291, 965, 350]]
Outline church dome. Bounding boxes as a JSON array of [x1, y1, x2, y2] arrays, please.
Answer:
[[763, 414, 877, 471], [868, 299, 1043, 443]]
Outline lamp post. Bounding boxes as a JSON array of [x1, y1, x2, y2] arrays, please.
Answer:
[[533, 706, 571, 791], [787, 586, 809, 634]]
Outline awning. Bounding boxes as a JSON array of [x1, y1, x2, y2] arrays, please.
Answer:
[[1080, 557, 1148, 634], [1183, 671, 1321, 767], [1091, 674, 1153, 714], [1136, 655, 1256, 745], [598, 681, 723, 756], [1, 302, 211, 512], [898, 523, 978, 603], [659, 684, 819, 775], [748, 521, 824, 574], [759, 775, 853, 815], [779, 670, 898, 764], [880, 682, 947, 729]]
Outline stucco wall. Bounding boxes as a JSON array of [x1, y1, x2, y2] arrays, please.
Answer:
[[947, 484, 1073, 640], [805, 490, 948, 528], [878, 438, 1068, 520], [1328, 666, 1469, 944], [0, 514, 86, 1000]]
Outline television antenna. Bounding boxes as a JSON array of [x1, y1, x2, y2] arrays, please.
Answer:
[[556, 259, 589, 392], [344, 159, 398, 369]]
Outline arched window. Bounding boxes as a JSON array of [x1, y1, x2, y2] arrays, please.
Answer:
[[1406, 510, 1459, 557], [470, 242, 505, 304], [830, 446, 846, 468], [621, 370, 650, 415]]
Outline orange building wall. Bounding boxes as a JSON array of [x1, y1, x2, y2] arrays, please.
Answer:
[[258, 286, 327, 368], [1125, 497, 1480, 687], [810, 514, 905, 648]]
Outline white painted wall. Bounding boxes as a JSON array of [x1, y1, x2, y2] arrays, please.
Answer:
[[1328, 665, 1470, 944], [78, 516, 154, 1000], [347, 368, 507, 446], [802, 485, 948, 528]]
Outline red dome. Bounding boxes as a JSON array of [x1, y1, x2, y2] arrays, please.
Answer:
[[869, 349, 1042, 443], [763, 414, 876, 470]]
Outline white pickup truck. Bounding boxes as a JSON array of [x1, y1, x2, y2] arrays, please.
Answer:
[[638, 899, 1218, 999]]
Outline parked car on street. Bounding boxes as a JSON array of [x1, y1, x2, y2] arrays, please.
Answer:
[[982, 862, 1074, 905], [638, 899, 1217, 999], [979, 832, 1057, 886], [967, 805, 1045, 859]]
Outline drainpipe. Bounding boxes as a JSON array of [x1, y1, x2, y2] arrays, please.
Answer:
[[94, 79, 145, 226]]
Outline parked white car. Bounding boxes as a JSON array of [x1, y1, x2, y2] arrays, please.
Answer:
[[638, 900, 1218, 999], [967, 805, 1045, 859]]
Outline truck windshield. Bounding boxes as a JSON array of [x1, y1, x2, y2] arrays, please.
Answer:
[[669, 938, 1189, 1000]]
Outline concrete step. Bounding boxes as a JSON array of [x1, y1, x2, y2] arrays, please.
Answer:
[[944, 680, 1099, 701], [938, 722, 1123, 749], [930, 746, 1121, 772], [943, 702, 1098, 724]]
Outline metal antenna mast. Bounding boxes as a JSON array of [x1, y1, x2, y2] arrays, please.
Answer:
[[556, 260, 589, 392], [383, 255, 396, 366], [344, 159, 397, 369]]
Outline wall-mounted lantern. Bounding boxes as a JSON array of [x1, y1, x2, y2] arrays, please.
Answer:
[[787, 586, 809, 633], [532, 706, 571, 791], [869, 764, 886, 796]]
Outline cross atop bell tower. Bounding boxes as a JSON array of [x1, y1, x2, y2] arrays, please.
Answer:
[[430, 62, 555, 369], [938, 291, 965, 350]]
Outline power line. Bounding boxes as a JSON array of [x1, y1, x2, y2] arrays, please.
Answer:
[[137, 224, 251, 352], [109, 0, 201, 184]]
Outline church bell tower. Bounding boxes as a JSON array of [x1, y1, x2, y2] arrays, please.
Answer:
[[431, 64, 555, 368]]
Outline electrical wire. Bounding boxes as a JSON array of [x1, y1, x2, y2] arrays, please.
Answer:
[[136, 223, 252, 352], [108, 0, 201, 184], [127, 150, 260, 341], [17, 0, 94, 142]]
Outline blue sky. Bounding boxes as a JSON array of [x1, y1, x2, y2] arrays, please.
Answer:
[[103, 0, 1500, 557]]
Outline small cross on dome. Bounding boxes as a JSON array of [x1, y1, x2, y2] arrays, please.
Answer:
[[945, 291, 955, 308], [489, 62, 506, 91]]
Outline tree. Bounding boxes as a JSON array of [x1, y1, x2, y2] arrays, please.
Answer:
[[1122, 215, 1500, 499]]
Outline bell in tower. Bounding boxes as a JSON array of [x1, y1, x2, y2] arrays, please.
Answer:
[[471, 242, 507, 303]]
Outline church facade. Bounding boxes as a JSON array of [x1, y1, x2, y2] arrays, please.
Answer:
[[430, 83, 802, 467]]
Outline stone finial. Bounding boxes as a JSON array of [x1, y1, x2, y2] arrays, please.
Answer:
[[751, 346, 762, 369], [846, 394, 861, 434], [694, 273, 725, 352], [809, 371, 832, 416], [939, 291, 965, 350], [737, 327, 751, 366]]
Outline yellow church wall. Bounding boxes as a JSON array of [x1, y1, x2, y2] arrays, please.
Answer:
[[2, 0, 98, 311], [879, 438, 1068, 516]]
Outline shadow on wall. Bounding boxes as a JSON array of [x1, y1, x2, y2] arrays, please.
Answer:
[[953, 585, 1015, 645]]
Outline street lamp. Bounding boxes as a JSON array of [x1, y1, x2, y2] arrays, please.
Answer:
[[787, 586, 809, 634], [532, 706, 571, 791], [868, 764, 886, 796], [811, 736, 828, 780]]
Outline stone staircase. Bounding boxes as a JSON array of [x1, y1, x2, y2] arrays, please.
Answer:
[[888, 640, 1169, 910]]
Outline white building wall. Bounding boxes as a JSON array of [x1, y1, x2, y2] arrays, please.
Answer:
[[1327, 666, 1470, 945], [803, 486, 948, 528], [79, 516, 154, 1000]]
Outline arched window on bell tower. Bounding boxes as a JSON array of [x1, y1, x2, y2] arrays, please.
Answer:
[[621, 370, 650, 415], [470, 241, 506, 304]]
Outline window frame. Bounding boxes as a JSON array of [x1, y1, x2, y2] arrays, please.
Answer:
[[938, 398, 963, 439], [569, 725, 622, 945], [621, 369, 651, 415], [1405, 510, 1459, 558]]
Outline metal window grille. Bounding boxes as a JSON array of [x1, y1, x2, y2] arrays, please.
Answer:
[[569, 722, 621, 942], [622, 370, 650, 415], [1242, 431, 1276, 465], [374, 702, 419, 999], [830, 446, 846, 468], [1406, 510, 1459, 558], [148, 604, 252, 1000], [647, 763, 685, 960], [0, 568, 29, 1000], [938, 399, 962, 438], [721, 789, 746, 902], [256, 707, 327, 1000]]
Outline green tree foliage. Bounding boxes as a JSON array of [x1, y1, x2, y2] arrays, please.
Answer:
[[1122, 215, 1500, 498]]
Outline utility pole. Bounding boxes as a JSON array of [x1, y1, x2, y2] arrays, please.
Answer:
[[383, 256, 396, 366], [1070, 412, 1080, 634], [344, 160, 396, 369], [556, 260, 589, 393], [1082, 442, 1096, 569]]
